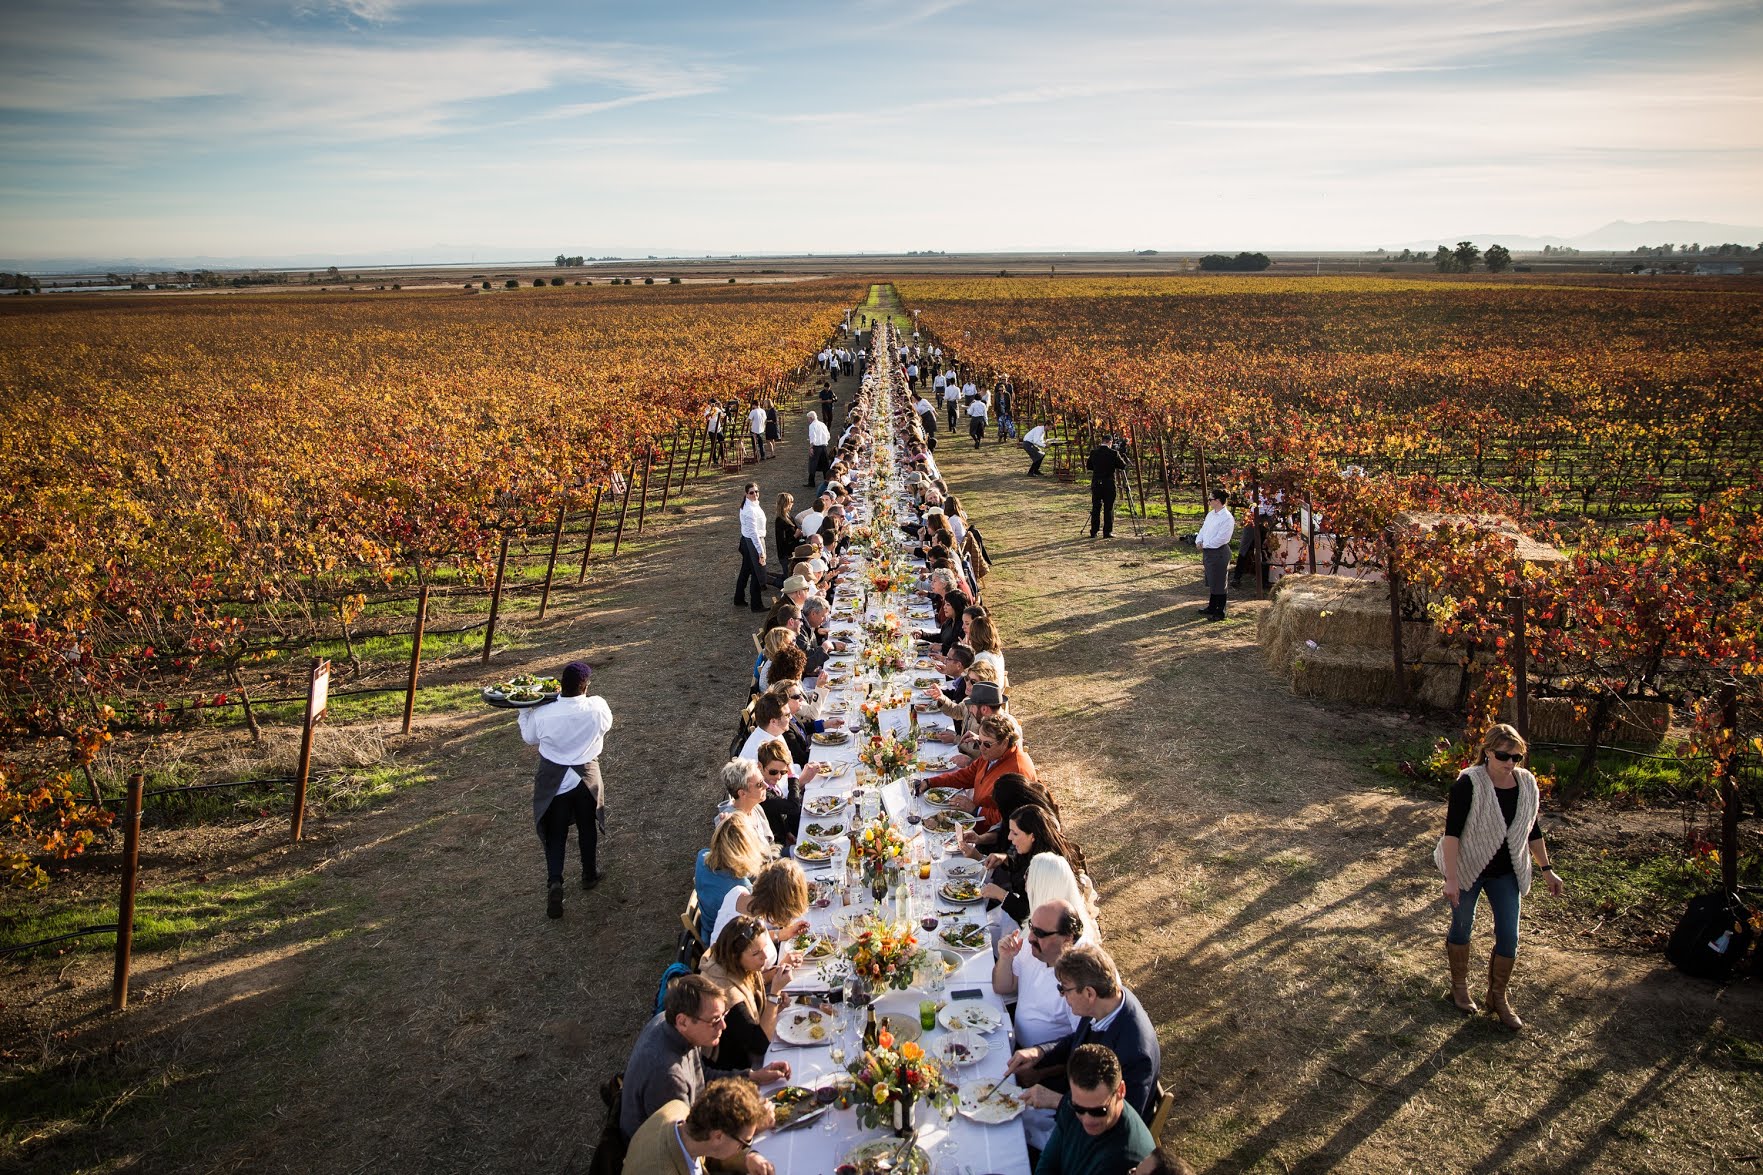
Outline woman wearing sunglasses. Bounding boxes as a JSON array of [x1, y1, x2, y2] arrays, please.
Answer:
[[699, 914, 796, 1073], [1436, 723, 1564, 1029]]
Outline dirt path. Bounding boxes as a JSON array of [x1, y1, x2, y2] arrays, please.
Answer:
[[6, 353, 1760, 1175]]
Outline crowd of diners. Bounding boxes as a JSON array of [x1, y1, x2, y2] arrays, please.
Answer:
[[613, 318, 1191, 1174]]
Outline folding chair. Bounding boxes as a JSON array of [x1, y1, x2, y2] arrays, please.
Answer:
[[1149, 1078, 1176, 1140]]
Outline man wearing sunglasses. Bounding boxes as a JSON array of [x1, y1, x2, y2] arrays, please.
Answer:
[[994, 900, 1092, 1056], [1005, 944, 1160, 1127], [624, 1076, 776, 1175], [1033, 1045, 1155, 1175]]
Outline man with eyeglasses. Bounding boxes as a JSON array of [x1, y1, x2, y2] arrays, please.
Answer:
[[733, 483, 768, 613], [624, 1076, 776, 1175], [994, 900, 1092, 1055], [620, 974, 790, 1151], [1006, 944, 1160, 1128], [1032, 1044, 1155, 1175]]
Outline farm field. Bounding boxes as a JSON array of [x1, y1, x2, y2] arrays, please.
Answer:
[[1, 277, 1760, 1174]]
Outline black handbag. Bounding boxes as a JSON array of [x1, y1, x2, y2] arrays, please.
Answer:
[[1666, 891, 1753, 981]]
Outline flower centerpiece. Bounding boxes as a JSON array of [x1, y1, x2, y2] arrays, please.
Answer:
[[847, 1037, 957, 1137], [842, 914, 930, 992], [857, 730, 919, 780], [852, 812, 911, 891]]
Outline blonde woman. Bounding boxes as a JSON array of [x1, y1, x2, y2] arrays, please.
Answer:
[[711, 858, 811, 967], [1436, 723, 1564, 1029], [701, 914, 795, 1071], [1027, 850, 1101, 938], [968, 613, 1007, 686], [695, 816, 765, 942]]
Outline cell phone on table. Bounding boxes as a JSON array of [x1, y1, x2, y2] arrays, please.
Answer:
[[951, 988, 984, 1001]]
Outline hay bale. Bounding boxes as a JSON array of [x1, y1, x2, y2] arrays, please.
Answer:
[[1517, 698, 1672, 746], [1292, 649, 1398, 705]]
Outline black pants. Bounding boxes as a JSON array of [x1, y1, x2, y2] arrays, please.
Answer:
[[946, 401, 959, 431], [539, 783, 599, 886], [761, 792, 801, 848], [708, 431, 725, 463], [808, 443, 828, 485], [969, 418, 986, 447], [1023, 442, 1045, 475], [1090, 483, 1117, 537], [734, 536, 767, 608]]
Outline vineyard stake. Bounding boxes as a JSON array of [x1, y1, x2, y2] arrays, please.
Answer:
[[657, 427, 681, 513], [482, 532, 510, 663], [1155, 431, 1176, 535], [1307, 497, 1319, 575], [538, 506, 565, 621], [672, 427, 697, 498], [110, 772, 143, 1012], [1128, 423, 1149, 521], [577, 488, 603, 583], [402, 582, 429, 735], [1720, 682, 1740, 898], [1508, 592, 1529, 742], [291, 657, 328, 843], [611, 462, 637, 557], [1385, 527, 1409, 705], [635, 448, 653, 533], [1195, 440, 1210, 516]]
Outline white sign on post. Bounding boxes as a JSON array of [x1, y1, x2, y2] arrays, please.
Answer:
[[308, 659, 330, 724]]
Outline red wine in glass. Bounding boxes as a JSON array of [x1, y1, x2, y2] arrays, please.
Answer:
[[921, 915, 939, 931]]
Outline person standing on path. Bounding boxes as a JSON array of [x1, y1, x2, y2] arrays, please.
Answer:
[[518, 661, 612, 919], [944, 378, 962, 433], [704, 401, 725, 465], [1437, 723, 1564, 1030], [1086, 437, 1127, 538], [1193, 488, 1234, 619], [994, 378, 1014, 442], [818, 381, 836, 430], [1021, 422, 1047, 476], [804, 411, 830, 486], [746, 403, 768, 460], [967, 394, 990, 448], [733, 482, 768, 612]]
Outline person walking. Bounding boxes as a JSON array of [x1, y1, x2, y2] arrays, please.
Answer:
[[967, 394, 990, 449], [1021, 422, 1047, 476], [818, 381, 836, 430], [1193, 488, 1235, 619], [518, 661, 612, 919], [704, 401, 725, 466], [733, 482, 768, 612], [1085, 437, 1127, 538], [1437, 723, 1564, 1029], [994, 379, 1014, 442], [804, 411, 830, 487], [944, 378, 961, 433], [746, 403, 768, 461]]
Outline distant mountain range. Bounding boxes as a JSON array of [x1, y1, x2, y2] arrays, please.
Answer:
[[1391, 219, 1763, 253]]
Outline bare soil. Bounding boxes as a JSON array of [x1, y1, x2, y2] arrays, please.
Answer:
[[3, 379, 1760, 1175]]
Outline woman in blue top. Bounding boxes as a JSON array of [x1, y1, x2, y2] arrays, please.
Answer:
[[695, 816, 764, 944]]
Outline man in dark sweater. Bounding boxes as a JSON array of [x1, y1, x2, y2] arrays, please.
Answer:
[[620, 974, 789, 1158], [1034, 1044, 1156, 1175], [1006, 944, 1161, 1123], [1085, 438, 1128, 539]]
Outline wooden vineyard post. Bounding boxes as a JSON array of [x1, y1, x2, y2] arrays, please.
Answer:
[[482, 532, 510, 663], [111, 772, 144, 1012], [657, 428, 681, 513], [635, 448, 654, 533], [538, 506, 566, 621], [1385, 527, 1409, 705], [1720, 682, 1740, 899], [1307, 497, 1319, 575], [291, 658, 329, 843], [1195, 441, 1210, 515], [1509, 592, 1529, 742], [402, 583, 429, 735], [1127, 423, 1149, 521], [577, 488, 603, 584], [611, 463, 637, 557], [1156, 431, 1176, 535], [670, 428, 696, 500]]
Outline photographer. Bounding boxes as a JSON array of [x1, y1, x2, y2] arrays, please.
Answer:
[[1086, 436, 1128, 539]]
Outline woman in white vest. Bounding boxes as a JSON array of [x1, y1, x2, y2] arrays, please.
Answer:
[[1436, 724, 1565, 1029]]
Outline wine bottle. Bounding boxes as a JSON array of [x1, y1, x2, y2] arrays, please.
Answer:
[[863, 1005, 880, 1050]]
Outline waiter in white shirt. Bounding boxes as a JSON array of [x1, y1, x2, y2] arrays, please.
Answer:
[[734, 481, 768, 612], [1193, 487, 1236, 620], [966, 395, 990, 449], [1020, 423, 1048, 476], [943, 379, 961, 433], [518, 661, 613, 918], [747, 403, 769, 460], [805, 411, 831, 487]]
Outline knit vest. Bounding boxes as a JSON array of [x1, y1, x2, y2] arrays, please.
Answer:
[[1434, 764, 1538, 896]]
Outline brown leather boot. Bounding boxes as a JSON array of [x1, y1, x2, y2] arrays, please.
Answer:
[[1486, 954, 1523, 1030], [1446, 942, 1478, 1013]]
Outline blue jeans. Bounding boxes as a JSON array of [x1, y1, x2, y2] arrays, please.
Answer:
[[1447, 871, 1522, 959]]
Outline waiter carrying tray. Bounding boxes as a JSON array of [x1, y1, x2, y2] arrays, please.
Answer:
[[518, 661, 613, 919]]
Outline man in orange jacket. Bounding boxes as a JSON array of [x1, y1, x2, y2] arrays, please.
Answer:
[[913, 712, 1034, 827]]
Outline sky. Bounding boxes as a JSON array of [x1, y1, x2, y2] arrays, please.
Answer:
[[1, 0, 1761, 262]]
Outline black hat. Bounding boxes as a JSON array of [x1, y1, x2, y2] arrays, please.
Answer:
[[967, 682, 1005, 708]]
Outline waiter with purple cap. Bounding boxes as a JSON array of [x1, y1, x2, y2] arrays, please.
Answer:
[[518, 661, 613, 919]]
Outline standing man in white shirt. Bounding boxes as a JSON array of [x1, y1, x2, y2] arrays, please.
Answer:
[[746, 403, 769, 461], [943, 379, 961, 434], [1193, 487, 1236, 620], [1021, 422, 1047, 476], [517, 661, 613, 918], [804, 411, 831, 487], [966, 394, 990, 449], [734, 481, 769, 612]]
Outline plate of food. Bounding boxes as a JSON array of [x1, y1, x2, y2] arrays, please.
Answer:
[[940, 879, 984, 904], [812, 730, 851, 746], [914, 658, 936, 670], [936, 948, 964, 977], [912, 675, 941, 688], [939, 921, 988, 952], [481, 673, 561, 708], [936, 1030, 990, 1068], [938, 1002, 1005, 1034], [776, 1005, 834, 1046], [945, 859, 984, 882], [768, 1085, 829, 1132], [804, 795, 847, 817], [957, 1083, 1026, 1125], [803, 820, 845, 838], [922, 810, 977, 834], [795, 839, 837, 863], [838, 1140, 929, 1175], [814, 759, 851, 779], [792, 932, 836, 962], [922, 787, 960, 807]]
